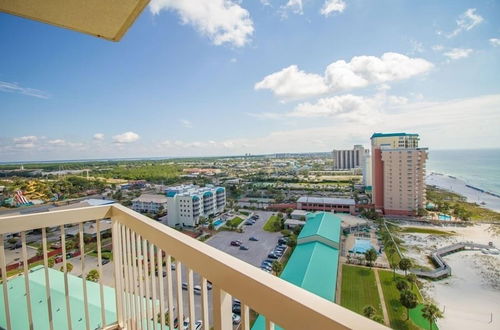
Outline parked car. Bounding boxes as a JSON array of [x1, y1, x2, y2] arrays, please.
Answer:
[[261, 259, 273, 266], [232, 303, 241, 314], [261, 265, 272, 271], [194, 285, 201, 295], [232, 313, 241, 324], [230, 240, 242, 246], [244, 221, 253, 225], [101, 258, 111, 265], [249, 236, 259, 241], [267, 253, 278, 259], [239, 245, 248, 250], [233, 298, 241, 306], [195, 320, 203, 330], [171, 263, 177, 271], [155, 270, 167, 277], [207, 280, 213, 290], [182, 282, 188, 290], [278, 238, 288, 245]]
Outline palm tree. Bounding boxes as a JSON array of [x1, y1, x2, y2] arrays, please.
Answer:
[[364, 248, 378, 267], [396, 279, 409, 292], [385, 245, 397, 279], [60, 262, 73, 273], [400, 290, 418, 321], [422, 303, 443, 330], [399, 258, 412, 276], [363, 305, 376, 319], [86, 269, 100, 282]]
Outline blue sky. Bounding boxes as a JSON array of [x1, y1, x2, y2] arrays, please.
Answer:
[[1, 0, 499, 161]]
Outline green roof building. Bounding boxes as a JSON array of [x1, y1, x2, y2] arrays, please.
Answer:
[[252, 212, 341, 330]]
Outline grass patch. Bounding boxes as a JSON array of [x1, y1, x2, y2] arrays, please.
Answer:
[[263, 215, 282, 232], [226, 216, 244, 227], [340, 265, 382, 316], [240, 211, 250, 216], [400, 227, 454, 236], [378, 270, 422, 330], [410, 304, 439, 330]]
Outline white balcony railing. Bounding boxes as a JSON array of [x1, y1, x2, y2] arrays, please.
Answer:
[[0, 204, 386, 330]]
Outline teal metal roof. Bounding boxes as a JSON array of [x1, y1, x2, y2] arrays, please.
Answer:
[[252, 212, 341, 330], [0, 266, 116, 330], [298, 212, 341, 245], [370, 132, 418, 138]]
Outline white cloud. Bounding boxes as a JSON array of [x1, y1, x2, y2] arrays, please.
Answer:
[[320, 0, 346, 17], [230, 57, 237, 63], [253, 90, 408, 124], [443, 48, 473, 60], [325, 53, 433, 90], [180, 119, 193, 128], [446, 8, 483, 38], [48, 139, 66, 146], [93, 133, 105, 141], [255, 53, 433, 100], [13, 136, 38, 149], [0, 81, 49, 99], [490, 38, 500, 47], [409, 40, 424, 54], [432, 45, 444, 52], [255, 65, 329, 100], [281, 0, 303, 16], [149, 0, 254, 47], [112, 132, 140, 144]]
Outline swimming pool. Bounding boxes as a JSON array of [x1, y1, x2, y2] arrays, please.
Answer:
[[213, 218, 225, 229], [351, 239, 375, 254], [438, 214, 451, 221]]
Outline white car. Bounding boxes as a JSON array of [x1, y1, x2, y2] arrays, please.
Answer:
[[193, 285, 202, 295], [232, 313, 241, 324]]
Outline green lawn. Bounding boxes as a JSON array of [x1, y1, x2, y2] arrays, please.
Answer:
[[399, 227, 453, 236], [378, 270, 424, 330], [226, 216, 244, 227], [340, 265, 383, 316], [263, 215, 282, 232]]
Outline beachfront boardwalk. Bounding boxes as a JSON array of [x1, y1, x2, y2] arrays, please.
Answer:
[[412, 242, 496, 279]]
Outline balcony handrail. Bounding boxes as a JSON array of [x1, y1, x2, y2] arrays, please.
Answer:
[[0, 204, 387, 330], [110, 204, 386, 330]]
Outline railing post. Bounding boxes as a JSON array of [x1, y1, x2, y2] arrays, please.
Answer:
[[112, 219, 125, 328], [213, 286, 232, 330]]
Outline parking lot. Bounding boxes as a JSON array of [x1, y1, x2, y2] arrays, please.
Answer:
[[206, 211, 282, 268]]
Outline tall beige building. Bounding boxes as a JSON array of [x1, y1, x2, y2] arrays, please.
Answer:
[[371, 133, 428, 216]]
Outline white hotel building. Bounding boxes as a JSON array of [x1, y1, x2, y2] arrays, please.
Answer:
[[165, 184, 226, 228]]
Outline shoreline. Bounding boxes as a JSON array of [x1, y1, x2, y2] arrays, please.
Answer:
[[426, 172, 500, 213]]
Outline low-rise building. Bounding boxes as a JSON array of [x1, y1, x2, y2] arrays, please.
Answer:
[[297, 196, 356, 215], [132, 194, 168, 214], [165, 184, 226, 228]]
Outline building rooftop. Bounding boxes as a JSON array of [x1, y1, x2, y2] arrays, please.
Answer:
[[132, 194, 168, 203], [297, 196, 355, 205], [298, 212, 342, 245], [0, 266, 116, 329], [370, 132, 419, 139], [252, 212, 341, 330]]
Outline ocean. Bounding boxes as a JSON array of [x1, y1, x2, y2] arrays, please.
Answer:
[[427, 149, 500, 195]]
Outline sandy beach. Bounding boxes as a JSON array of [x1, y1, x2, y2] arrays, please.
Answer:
[[426, 172, 500, 212], [400, 224, 500, 330]]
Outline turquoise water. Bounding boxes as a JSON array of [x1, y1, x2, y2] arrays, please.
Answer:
[[438, 214, 451, 221], [428, 149, 500, 195], [352, 239, 373, 253], [213, 219, 223, 226]]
